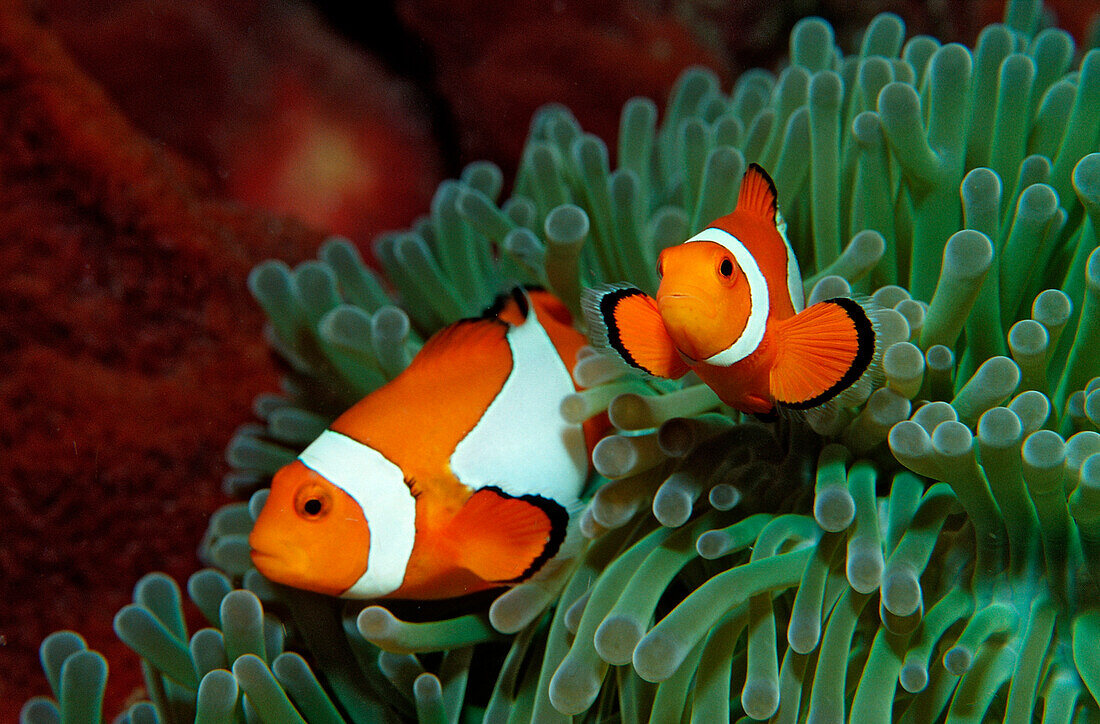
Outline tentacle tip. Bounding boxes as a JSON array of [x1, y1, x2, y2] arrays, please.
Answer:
[[632, 631, 685, 683], [413, 672, 443, 700], [548, 660, 603, 716], [741, 680, 780, 720], [899, 664, 929, 693], [814, 488, 855, 531], [356, 606, 397, 640], [787, 614, 822, 655], [594, 615, 645, 666], [942, 646, 973, 676]]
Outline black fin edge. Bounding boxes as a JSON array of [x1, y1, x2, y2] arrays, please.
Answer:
[[782, 297, 876, 411], [599, 287, 653, 375], [480, 485, 570, 583], [745, 162, 779, 207]]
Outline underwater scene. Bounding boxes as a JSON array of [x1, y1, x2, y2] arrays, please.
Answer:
[[6, 0, 1100, 721]]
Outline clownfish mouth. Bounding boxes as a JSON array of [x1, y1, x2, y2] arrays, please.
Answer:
[[249, 548, 285, 572], [249, 543, 308, 580], [658, 286, 718, 310]]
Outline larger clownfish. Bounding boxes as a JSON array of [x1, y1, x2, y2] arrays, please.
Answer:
[[249, 289, 603, 600], [584, 164, 879, 417]]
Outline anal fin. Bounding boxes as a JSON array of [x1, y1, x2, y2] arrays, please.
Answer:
[[582, 285, 690, 378], [448, 487, 568, 582], [771, 297, 876, 409]]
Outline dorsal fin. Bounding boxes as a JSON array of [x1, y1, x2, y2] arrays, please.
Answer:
[[406, 317, 511, 378], [485, 286, 576, 328], [737, 163, 779, 224], [483, 287, 530, 326]]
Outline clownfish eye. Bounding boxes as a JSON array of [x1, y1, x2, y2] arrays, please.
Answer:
[[294, 483, 331, 520], [719, 257, 735, 278]]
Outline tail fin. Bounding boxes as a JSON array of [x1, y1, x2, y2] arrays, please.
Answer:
[[581, 284, 690, 379], [770, 297, 881, 409]]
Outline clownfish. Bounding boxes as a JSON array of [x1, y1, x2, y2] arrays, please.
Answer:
[[249, 289, 603, 600], [584, 164, 878, 417]]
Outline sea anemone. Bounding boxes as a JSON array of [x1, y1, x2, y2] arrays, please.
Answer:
[[22, 0, 1100, 721]]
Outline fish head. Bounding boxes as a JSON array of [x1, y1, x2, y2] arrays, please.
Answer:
[[249, 461, 371, 596], [655, 240, 754, 360]]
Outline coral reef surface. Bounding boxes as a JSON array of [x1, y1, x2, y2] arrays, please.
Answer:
[[0, 2, 330, 717]]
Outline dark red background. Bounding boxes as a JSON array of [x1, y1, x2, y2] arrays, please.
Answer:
[[3, 0, 1088, 718]]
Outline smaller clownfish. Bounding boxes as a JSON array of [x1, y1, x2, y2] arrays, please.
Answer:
[[584, 164, 880, 417], [249, 289, 603, 600]]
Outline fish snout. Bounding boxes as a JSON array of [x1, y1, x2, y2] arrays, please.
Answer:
[[655, 292, 716, 360], [247, 460, 372, 596], [249, 528, 310, 581]]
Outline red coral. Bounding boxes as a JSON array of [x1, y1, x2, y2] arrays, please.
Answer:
[[40, 0, 444, 250], [397, 0, 726, 175], [0, 3, 332, 717]]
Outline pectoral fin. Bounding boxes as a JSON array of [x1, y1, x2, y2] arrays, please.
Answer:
[[771, 297, 876, 409], [448, 487, 568, 582], [582, 284, 690, 379]]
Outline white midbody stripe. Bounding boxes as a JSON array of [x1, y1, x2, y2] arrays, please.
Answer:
[[685, 227, 771, 367], [297, 429, 416, 598], [450, 304, 587, 504], [776, 211, 805, 312]]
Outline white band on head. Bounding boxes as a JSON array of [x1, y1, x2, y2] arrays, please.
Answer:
[[298, 430, 415, 598], [684, 227, 770, 366]]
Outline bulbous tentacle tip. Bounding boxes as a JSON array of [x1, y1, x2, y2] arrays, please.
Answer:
[[899, 662, 929, 694], [632, 630, 687, 683], [881, 567, 922, 618], [1073, 153, 1100, 206], [741, 679, 781, 720], [196, 668, 239, 717], [356, 606, 396, 640], [488, 583, 553, 635], [548, 658, 603, 716], [594, 614, 645, 666], [787, 618, 821, 655]]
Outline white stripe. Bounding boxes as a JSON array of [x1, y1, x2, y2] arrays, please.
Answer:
[[684, 228, 770, 366], [450, 303, 587, 504], [298, 430, 415, 598], [776, 210, 805, 312]]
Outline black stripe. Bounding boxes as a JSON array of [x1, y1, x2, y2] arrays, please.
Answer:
[[783, 297, 876, 410], [599, 287, 650, 373], [479, 486, 570, 582]]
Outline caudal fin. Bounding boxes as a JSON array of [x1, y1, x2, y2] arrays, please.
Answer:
[[770, 297, 879, 409], [581, 284, 690, 379]]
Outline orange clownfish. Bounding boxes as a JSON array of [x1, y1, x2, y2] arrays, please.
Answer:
[[249, 289, 603, 600], [584, 164, 878, 417]]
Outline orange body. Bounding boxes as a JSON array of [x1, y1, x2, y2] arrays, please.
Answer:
[[250, 290, 606, 599], [587, 164, 876, 415]]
